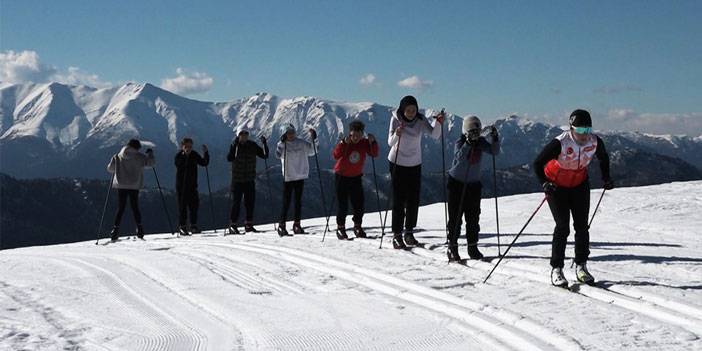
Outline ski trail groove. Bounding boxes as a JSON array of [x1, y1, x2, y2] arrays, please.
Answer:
[[411, 246, 702, 337], [64, 257, 207, 351], [192, 240, 580, 351]]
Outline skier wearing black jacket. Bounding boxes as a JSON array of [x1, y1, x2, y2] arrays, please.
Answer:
[[533, 109, 613, 287], [175, 137, 210, 235], [226, 126, 269, 234]]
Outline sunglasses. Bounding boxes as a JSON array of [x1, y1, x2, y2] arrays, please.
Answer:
[[573, 126, 592, 135]]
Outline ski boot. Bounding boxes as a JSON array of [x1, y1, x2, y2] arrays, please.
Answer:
[[277, 223, 291, 237], [179, 225, 191, 236], [392, 233, 407, 249], [447, 243, 462, 262], [244, 222, 258, 233], [227, 223, 241, 235], [353, 226, 367, 239], [403, 230, 419, 246], [136, 224, 145, 240], [190, 224, 202, 234], [551, 267, 568, 288], [292, 222, 306, 234], [110, 226, 120, 242], [467, 245, 484, 260], [575, 263, 595, 285], [336, 227, 349, 240]]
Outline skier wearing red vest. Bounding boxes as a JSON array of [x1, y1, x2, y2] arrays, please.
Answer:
[[332, 120, 379, 239], [533, 109, 613, 287]]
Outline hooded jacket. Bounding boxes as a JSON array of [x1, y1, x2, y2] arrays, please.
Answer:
[[275, 137, 318, 182], [107, 146, 156, 190]]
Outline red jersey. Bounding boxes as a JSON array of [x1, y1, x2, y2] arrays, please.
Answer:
[[333, 139, 379, 177]]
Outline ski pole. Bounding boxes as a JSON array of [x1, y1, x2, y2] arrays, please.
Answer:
[[380, 124, 403, 249], [437, 109, 449, 247], [205, 165, 216, 234], [261, 137, 276, 232], [152, 167, 175, 235], [492, 148, 501, 257], [310, 131, 331, 242], [483, 197, 547, 284], [588, 188, 606, 228], [368, 139, 385, 244], [96, 169, 116, 245]]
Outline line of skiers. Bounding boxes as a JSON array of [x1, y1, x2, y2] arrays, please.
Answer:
[[105, 96, 612, 286]]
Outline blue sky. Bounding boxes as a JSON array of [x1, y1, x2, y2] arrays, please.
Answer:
[[1, 0, 701, 133]]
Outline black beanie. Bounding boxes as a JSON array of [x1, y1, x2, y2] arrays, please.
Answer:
[[397, 95, 419, 119], [127, 139, 142, 150], [569, 109, 592, 127]]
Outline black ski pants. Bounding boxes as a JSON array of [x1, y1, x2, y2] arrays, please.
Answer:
[[390, 162, 421, 234], [547, 181, 591, 268], [335, 174, 364, 227], [114, 189, 142, 226], [447, 176, 482, 246], [230, 181, 256, 224], [280, 180, 304, 223]]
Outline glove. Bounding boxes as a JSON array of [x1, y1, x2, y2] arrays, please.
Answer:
[[309, 128, 317, 140], [145, 148, 153, 154], [459, 134, 467, 143], [543, 182, 557, 195], [201, 144, 208, 153], [280, 134, 287, 143], [367, 133, 376, 144], [603, 180, 614, 190], [489, 126, 499, 143], [233, 137, 240, 146], [259, 135, 267, 144]]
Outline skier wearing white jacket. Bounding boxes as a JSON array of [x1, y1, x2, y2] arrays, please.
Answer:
[[275, 123, 318, 236], [387, 95, 445, 249], [106, 139, 156, 242]]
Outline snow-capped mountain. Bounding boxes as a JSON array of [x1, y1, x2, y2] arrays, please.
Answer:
[[0, 81, 460, 188], [0, 81, 699, 191]]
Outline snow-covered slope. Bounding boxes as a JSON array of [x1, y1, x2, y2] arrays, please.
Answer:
[[1, 181, 700, 350]]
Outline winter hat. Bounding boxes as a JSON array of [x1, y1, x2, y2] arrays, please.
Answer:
[[462, 116, 482, 135], [127, 139, 141, 150], [236, 125, 250, 136], [279, 123, 296, 135], [349, 119, 365, 132], [397, 95, 419, 119], [569, 109, 592, 127]]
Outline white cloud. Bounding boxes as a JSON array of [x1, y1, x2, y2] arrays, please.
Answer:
[[0, 50, 110, 87], [359, 73, 376, 86], [160, 68, 214, 96], [602, 109, 702, 135], [518, 109, 702, 135], [397, 75, 433, 90]]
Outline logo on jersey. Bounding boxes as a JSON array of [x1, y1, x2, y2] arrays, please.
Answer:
[[566, 147, 574, 155], [584, 145, 595, 152], [349, 151, 361, 164]]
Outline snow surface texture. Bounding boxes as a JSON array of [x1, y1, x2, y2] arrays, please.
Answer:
[[1, 181, 701, 350]]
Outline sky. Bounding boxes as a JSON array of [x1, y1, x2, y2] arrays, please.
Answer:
[[1, 0, 701, 134]]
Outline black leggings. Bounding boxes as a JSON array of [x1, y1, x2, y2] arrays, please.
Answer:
[[447, 177, 482, 246], [335, 174, 364, 227], [390, 163, 421, 234], [177, 188, 200, 226], [114, 189, 142, 226], [280, 180, 304, 223], [230, 181, 256, 223], [547, 181, 590, 268]]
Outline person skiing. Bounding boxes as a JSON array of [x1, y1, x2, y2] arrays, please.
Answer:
[[226, 125, 269, 234], [332, 120, 379, 239], [174, 137, 210, 236], [275, 123, 318, 236], [106, 139, 156, 242], [446, 116, 500, 261], [533, 109, 613, 287], [387, 95, 445, 249]]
